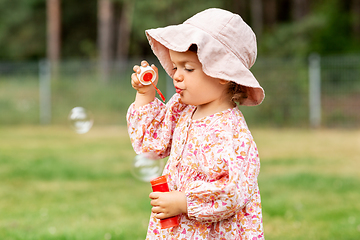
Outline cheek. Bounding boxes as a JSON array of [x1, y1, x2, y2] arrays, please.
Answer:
[[198, 81, 221, 95]]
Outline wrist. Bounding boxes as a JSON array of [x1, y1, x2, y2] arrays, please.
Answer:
[[134, 89, 156, 109], [176, 191, 188, 214]]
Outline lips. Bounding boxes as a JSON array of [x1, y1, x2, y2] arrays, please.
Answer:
[[175, 87, 183, 94]]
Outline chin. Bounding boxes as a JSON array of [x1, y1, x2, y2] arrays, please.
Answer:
[[179, 96, 192, 105]]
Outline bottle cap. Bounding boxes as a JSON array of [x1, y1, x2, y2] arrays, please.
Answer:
[[137, 65, 156, 85], [150, 175, 168, 186]]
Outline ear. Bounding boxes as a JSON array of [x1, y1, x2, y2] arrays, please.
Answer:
[[219, 79, 229, 85]]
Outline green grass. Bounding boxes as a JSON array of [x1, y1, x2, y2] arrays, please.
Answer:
[[253, 128, 360, 240], [0, 126, 150, 240], [0, 126, 359, 239]]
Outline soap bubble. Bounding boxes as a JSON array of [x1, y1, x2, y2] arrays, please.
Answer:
[[132, 152, 164, 182], [68, 107, 94, 134]]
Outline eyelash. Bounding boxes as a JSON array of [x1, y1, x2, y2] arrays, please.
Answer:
[[172, 67, 194, 72]]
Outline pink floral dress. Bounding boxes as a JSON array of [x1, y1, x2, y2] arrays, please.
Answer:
[[127, 94, 264, 240]]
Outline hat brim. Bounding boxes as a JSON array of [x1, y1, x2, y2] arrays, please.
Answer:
[[145, 23, 264, 106]]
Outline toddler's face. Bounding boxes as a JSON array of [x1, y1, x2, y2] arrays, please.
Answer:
[[169, 50, 229, 108]]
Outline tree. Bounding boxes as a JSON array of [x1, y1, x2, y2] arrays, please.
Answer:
[[116, 0, 135, 61], [250, 0, 263, 37], [47, 0, 61, 75], [98, 0, 114, 83], [292, 0, 309, 21], [1, 0, 360, 61], [352, 0, 360, 39], [264, 0, 277, 30]]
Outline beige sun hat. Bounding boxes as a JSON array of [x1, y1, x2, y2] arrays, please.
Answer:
[[145, 8, 265, 106]]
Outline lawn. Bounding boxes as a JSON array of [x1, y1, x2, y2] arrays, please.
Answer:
[[0, 126, 359, 239]]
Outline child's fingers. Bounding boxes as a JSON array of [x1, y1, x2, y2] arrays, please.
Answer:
[[149, 192, 160, 200], [131, 61, 158, 93], [151, 64, 158, 72], [131, 73, 142, 89], [149, 193, 163, 207], [151, 206, 161, 213], [151, 206, 170, 220], [141, 60, 149, 67], [151, 208, 167, 219], [133, 65, 141, 74]]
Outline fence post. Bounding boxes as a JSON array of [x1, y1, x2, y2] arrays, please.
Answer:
[[39, 60, 51, 124], [308, 53, 321, 128]]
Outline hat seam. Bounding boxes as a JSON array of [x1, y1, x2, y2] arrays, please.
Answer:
[[186, 16, 249, 69]]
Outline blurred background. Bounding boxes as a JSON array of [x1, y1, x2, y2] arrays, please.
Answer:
[[0, 0, 359, 128], [0, 0, 360, 239]]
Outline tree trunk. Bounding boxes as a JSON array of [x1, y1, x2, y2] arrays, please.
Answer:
[[233, 0, 248, 23], [250, 0, 263, 38], [352, 0, 360, 39], [264, 0, 277, 30], [293, 0, 309, 21], [47, 0, 61, 76], [116, 0, 135, 61], [98, 0, 114, 83]]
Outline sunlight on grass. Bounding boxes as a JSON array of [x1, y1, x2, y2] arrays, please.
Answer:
[[0, 126, 359, 239], [252, 128, 360, 240]]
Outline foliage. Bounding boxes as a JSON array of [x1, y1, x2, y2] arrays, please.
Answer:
[[259, 0, 360, 57], [130, 0, 225, 56], [0, 0, 46, 60], [1, 0, 360, 61], [258, 14, 327, 58], [243, 57, 309, 127], [61, 0, 98, 59]]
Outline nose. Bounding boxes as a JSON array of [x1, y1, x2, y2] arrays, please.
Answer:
[[173, 70, 184, 82]]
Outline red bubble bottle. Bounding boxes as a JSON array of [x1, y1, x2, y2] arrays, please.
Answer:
[[150, 175, 180, 229], [137, 65, 156, 86], [137, 65, 166, 102]]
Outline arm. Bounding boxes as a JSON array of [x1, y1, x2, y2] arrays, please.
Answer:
[[127, 94, 186, 158], [131, 61, 157, 109], [185, 123, 261, 222], [127, 60, 187, 158]]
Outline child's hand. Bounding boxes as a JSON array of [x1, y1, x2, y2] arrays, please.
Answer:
[[131, 60, 158, 95], [149, 191, 188, 219], [132, 60, 160, 108]]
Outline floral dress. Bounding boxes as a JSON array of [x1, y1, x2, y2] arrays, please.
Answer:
[[127, 94, 264, 240]]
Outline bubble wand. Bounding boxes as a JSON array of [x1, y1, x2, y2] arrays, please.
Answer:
[[137, 65, 166, 102]]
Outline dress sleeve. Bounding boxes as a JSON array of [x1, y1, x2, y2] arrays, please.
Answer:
[[126, 94, 187, 159], [185, 121, 261, 222]]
